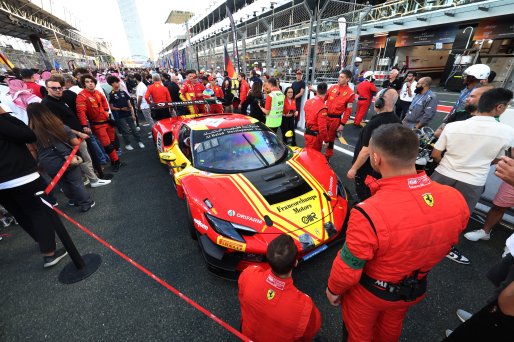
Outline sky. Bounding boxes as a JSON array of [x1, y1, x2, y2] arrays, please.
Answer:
[[52, 0, 218, 59]]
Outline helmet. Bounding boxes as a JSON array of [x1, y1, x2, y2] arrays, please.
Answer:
[[463, 64, 490, 80], [355, 57, 363, 63], [203, 88, 215, 99], [363, 71, 375, 81]]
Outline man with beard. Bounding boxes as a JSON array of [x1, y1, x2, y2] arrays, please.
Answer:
[[434, 85, 493, 138], [402, 77, 438, 129], [446, 64, 490, 119]]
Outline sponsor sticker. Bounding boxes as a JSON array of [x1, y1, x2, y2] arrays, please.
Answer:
[[227, 210, 235, 217], [193, 218, 208, 231], [301, 212, 318, 224], [407, 175, 431, 189], [267, 289, 275, 300], [266, 274, 285, 290], [216, 236, 246, 252], [276, 195, 317, 214], [156, 132, 163, 152]]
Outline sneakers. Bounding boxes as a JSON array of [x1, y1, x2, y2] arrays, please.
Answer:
[[457, 309, 472, 322], [111, 160, 124, 172], [445, 329, 453, 337], [135, 126, 141, 132], [0, 216, 14, 228], [80, 201, 95, 213], [147, 133, 153, 139], [90, 179, 111, 188], [125, 144, 134, 151], [464, 229, 491, 242], [43, 248, 68, 268], [446, 246, 470, 265], [138, 142, 145, 148]]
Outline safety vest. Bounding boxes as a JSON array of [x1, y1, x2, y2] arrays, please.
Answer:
[[265, 90, 285, 128]]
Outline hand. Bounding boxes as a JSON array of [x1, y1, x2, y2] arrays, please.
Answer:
[[79, 132, 90, 139], [123, 107, 131, 111], [294, 111, 299, 117], [337, 124, 344, 132], [83, 127, 92, 134], [347, 168, 356, 180], [132, 115, 136, 121], [496, 157, 514, 187], [326, 288, 341, 306]]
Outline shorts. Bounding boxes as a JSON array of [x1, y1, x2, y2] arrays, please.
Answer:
[[493, 181, 514, 208]]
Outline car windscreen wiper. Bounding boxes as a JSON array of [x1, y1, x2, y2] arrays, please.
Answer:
[[242, 133, 269, 167]]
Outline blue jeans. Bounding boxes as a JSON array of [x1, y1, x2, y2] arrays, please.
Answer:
[[90, 134, 110, 164]]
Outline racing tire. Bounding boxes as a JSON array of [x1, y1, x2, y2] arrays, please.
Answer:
[[185, 197, 198, 240]]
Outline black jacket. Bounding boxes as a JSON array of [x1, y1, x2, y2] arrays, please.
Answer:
[[0, 113, 38, 183], [167, 82, 182, 102], [241, 93, 265, 123], [42, 95, 82, 131]]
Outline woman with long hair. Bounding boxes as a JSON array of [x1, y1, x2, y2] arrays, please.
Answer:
[[281, 86, 298, 145], [27, 103, 95, 213], [221, 78, 234, 113], [241, 81, 265, 123]]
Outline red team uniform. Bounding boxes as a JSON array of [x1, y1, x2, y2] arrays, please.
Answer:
[[327, 172, 469, 342], [210, 84, 224, 114], [324, 84, 355, 158], [180, 79, 198, 114], [355, 81, 377, 126], [303, 96, 328, 151], [76, 89, 118, 163], [194, 82, 206, 113], [239, 265, 321, 342]]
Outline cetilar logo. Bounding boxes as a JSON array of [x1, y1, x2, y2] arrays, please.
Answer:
[[228, 210, 235, 217]]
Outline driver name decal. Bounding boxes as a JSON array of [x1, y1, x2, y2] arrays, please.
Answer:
[[202, 124, 262, 140], [276, 195, 317, 213]]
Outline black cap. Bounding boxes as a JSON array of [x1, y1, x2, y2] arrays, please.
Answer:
[[20, 68, 35, 78]]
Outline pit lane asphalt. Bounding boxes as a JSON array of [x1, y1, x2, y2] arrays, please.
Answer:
[[1, 108, 511, 341]]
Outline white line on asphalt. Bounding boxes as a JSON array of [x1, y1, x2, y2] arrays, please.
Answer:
[[295, 130, 355, 157]]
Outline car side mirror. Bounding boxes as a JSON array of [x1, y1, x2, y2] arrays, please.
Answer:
[[159, 152, 177, 162]]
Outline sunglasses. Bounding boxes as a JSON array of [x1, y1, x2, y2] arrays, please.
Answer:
[[49, 86, 63, 91]]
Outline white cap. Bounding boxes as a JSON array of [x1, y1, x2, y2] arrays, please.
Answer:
[[463, 64, 490, 80], [355, 57, 363, 63], [363, 71, 374, 79]]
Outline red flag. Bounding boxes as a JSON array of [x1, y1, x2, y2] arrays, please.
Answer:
[[224, 44, 236, 79]]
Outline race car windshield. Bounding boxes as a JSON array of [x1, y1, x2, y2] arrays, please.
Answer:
[[192, 124, 288, 173]]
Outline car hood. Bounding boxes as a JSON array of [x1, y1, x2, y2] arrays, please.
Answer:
[[181, 149, 341, 244]]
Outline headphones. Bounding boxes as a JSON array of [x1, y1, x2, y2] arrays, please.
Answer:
[[374, 88, 389, 109]]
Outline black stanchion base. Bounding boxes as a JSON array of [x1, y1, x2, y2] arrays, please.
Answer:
[[58, 253, 102, 284]]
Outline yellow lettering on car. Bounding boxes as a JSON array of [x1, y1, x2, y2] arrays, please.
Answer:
[[216, 236, 246, 252]]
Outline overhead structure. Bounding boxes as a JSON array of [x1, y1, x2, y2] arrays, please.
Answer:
[[165, 10, 194, 25]]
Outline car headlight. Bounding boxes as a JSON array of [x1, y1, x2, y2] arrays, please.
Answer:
[[205, 214, 257, 243]]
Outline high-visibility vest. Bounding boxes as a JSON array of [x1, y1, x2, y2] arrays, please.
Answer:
[[265, 90, 285, 128]]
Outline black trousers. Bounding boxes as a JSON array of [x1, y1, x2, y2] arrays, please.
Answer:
[[396, 100, 411, 120], [355, 174, 372, 202], [0, 176, 61, 254]]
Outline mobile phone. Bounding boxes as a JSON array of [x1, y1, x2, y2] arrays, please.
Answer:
[[506, 147, 512, 158]]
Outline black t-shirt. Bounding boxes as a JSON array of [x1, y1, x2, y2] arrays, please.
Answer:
[[42, 95, 82, 131], [109, 89, 131, 119], [382, 78, 402, 91], [291, 80, 306, 108], [353, 112, 401, 176]]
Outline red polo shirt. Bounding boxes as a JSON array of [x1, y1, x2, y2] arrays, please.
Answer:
[[144, 81, 171, 104]]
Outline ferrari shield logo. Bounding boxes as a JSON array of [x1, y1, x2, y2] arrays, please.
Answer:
[[267, 289, 275, 300], [422, 193, 434, 207]]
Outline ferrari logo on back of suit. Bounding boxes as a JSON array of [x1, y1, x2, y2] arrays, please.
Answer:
[[267, 289, 275, 300], [422, 193, 434, 207]]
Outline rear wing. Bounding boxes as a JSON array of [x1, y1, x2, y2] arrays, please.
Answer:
[[150, 100, 207, 110]]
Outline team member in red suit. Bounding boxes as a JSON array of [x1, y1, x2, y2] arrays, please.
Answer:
[[180, 70, 198, 114], [354, 71, 378, 126], [76, 75, 122, 172], [303, 82, 329, 152], [193, 74, 206, 113], [208, 76, 224, 114], [239, 234, 321, 342], [326, 124, 469, 342], [237, 72, 250, 113], [144, 74, 171, 120], [324, 70, 355, 160]]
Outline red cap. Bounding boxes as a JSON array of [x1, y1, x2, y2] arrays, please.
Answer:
[[296, 69, 302, 74]]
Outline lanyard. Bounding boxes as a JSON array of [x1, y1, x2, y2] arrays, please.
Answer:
[[452, 86, 475, 113], [410, 90, 432, 109]]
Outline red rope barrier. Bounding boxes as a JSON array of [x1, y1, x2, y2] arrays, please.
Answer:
[[44, 138, 83, 195], [40, 198, 252, 341]]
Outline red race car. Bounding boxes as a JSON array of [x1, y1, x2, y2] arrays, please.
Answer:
[[153, 111, 349, 275]]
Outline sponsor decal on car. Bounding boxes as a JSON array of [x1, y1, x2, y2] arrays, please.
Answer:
[[216, 236, 246, 252], [227, 209, 235, 217], [194, 218, 208, 231], [276, 195, 317, 214], [227, 210, 263, 224], [156, 132, 163, 152], [301, 212, 318, 224]]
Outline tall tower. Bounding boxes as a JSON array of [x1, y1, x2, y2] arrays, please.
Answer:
[[116, 0, 149, 61]]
